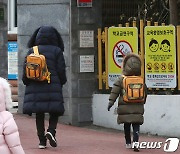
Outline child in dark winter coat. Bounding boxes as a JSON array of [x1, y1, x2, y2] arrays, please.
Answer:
[[107, 54, 147, 152]]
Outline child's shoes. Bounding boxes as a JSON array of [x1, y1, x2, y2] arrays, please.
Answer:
[[126, 144, 132, 149]]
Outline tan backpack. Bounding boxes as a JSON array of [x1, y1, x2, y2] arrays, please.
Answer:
[[122, 75, 145, 103], [26, 46, 51, 83]]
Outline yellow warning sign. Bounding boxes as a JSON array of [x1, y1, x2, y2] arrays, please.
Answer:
[[108, 27, 138, 87], [145, 26, 176, 88]]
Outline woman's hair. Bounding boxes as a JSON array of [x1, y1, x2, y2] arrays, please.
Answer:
[[27, 26, 64, 51]]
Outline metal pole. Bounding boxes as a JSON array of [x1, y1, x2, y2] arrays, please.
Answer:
[[146, 21, 152, 91], [169, 0, 178, 26], [118, 24, 122, 27], [147, 21, 151, 26], [133, 21, 136, 27], [98, 28, 103, 89], [105, 27, 109, 89], [140, 20, 145, 79], [126, 23, 129, 27], [154, 22, 158, 26]]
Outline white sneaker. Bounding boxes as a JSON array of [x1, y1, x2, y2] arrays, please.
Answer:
[[39, 144, 46, 149], [126, 144, 132, 149], [46, 132, 57, 147]]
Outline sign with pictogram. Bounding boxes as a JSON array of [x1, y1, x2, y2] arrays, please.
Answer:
[[168, 62, 174, 70], [154, 62, 159, 70], [108, 27, 138, 87], [161, 62, 166, 70], [112, 40, 133, 68], [145, 26, 176, 88], [147, 63, 152, 70]]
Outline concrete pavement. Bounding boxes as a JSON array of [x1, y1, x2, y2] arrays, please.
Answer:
[[13, 113, 180, 154]]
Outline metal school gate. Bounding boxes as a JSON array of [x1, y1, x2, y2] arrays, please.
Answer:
[[97, 20, 180, 93]]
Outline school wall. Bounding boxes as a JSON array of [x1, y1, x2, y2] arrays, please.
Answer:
[[17, 0, 102, 125], [70, 0, 102, 125], [92, 94, 180, 137]]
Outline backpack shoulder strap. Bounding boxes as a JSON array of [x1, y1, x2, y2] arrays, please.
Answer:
[[33, 46, 39, 55], [121, 75, 126, 79], [118, 75, 124, 90]]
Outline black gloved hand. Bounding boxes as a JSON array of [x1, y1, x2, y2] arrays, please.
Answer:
[[107, 102, 113, 111]]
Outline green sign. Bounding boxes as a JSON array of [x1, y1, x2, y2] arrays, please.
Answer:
[[0, 8, 4, 21]]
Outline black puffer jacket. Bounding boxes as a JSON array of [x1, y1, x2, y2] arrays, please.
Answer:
[[22, 26, 67, 116]]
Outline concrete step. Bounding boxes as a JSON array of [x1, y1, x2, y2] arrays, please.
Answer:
[[12, 95, 18, 102], [9, 80, 18, 106], [9, 80, 18, 87], [12, 101, 18, 107], [11, 86, 18, 95]]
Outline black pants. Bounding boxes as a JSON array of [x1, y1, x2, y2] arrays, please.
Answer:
[[36, 113, 59, 137], [124, 123, 140, 144]]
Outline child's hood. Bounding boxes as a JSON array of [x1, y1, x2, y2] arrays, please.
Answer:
[[122, 54, 141, 76], [0, 77, 13, 112]]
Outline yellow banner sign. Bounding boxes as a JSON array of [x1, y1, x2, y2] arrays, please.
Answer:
[[145, 26, 176, 88], [108, 27, 138, 87]]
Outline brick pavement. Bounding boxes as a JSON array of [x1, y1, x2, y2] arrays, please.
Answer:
[[14, 114, 180, 154]]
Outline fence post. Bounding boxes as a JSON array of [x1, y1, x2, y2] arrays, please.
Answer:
[[154, 22, 158, 26], [177, 26, 180, 90], [126, 22, 129, 27], [104, 27, 109, 89], [147, 21, 151, 26], [118, 24, 122, 27], [98, 28, 103, 89], [140, 20, 145, 79], [153, 22, 160, 90], [162, 23, 167, 91], [146, 21, 152, 91], [133, 21, 136, 27]]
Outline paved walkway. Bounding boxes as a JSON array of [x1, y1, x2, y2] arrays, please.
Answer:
[[14, 113, 180, 154]]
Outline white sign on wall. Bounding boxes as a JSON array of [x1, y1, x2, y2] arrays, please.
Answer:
[[80, 30, 94, 48], [8, 42, 18, 79], [80, 55, 94, 72]]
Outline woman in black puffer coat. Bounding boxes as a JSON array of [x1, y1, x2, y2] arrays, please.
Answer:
[[22, 26, 67, 149]]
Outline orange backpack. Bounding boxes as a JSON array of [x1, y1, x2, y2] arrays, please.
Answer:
[[26, 46, 51, 83], [122, 75, 145, 103]]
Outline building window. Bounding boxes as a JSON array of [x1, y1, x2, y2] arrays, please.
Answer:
[[8, 0, 17, 34]]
